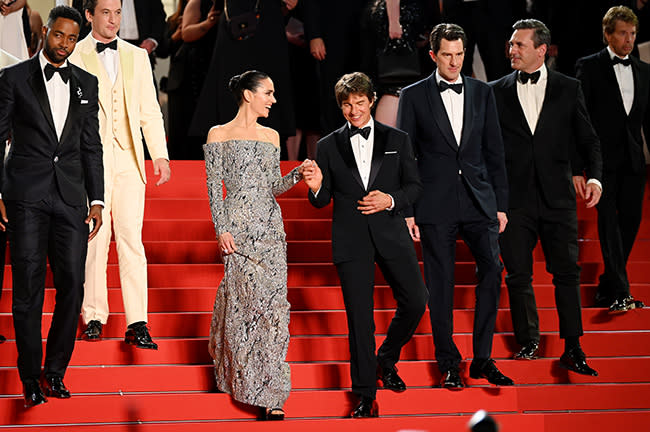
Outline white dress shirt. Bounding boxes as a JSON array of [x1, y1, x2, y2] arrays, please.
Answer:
[[607, 45, 634, 115], [39, 51, 70, 141], [119, 0, 139, 41], [516, 63, 547, 134], [349, 118, 374, 189], [436, 70, 464, 146], [92, 35, 119, 85]]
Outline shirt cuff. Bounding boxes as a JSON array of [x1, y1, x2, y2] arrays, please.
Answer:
[[90, 200, 105, 208], [145, 38, 159, 51], [311, 186, 321, 197], [386, 194, 394, 211], [586, 178, 602, 192]]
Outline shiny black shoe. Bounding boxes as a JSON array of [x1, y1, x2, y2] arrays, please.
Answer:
[[609, 295, 635, 314], [513, 341, 540, 360], [378, 366, 406, 392], [469, 359, 514, 386], [264, 407, 285, 420], [560, 347, 598, 376], [0, 334, 6, 344], [125, 322, 158, 350], [350, 396, 378, 418], [82, 320, 103, 341], [23, 380, 47, 408], [440, 368, 464, 389], [42, 375, 71, 399]]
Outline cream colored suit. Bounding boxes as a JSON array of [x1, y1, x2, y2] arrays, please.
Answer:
[[70, 36, 169, 327]]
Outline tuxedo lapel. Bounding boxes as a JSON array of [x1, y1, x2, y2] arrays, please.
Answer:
[[502, 72, 532, 136], [334, 126, 365, 190], [27, 57, 56, 138], [535, 71, 561, 135], [598, 49, 627, 116], [57, 70, 82, 147], [459, 76, 473, 149], [630, 56, 644, 117], [79, 38, 110, 116], [424, 75, 458, 151], [118, 40, 134, 108], [367, 122, 386, 189]]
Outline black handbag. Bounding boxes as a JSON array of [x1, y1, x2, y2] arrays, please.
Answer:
[[224, 0, 261, 41], [377, 42, 421, 84]]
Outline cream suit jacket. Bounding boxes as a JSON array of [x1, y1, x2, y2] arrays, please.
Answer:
[[69, 35, 168, 184]]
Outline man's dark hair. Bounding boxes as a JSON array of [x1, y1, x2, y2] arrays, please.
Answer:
[[334, 72, 376, 108], [47, 5, 83, 28], [84, 0, 122, 15], [429, 23, 467, 54], [602, 6, 638, 42], [512, 19, 551, 48]]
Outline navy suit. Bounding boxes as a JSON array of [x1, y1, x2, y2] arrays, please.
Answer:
[[0, 56, 103, 383], [309, 120, 427, 399], [576, 49, 650, 303], [397, 74, 508, 373]]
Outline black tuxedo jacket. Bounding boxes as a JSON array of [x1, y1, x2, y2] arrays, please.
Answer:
[[0, 56, 104, 206], [490, 69, 602, 210], [576, 49, 650, 174], [309, 121, 422, 264], [397, 73, 508, 224]]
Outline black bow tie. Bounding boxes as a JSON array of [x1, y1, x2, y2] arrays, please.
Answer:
[[349, 125, 371, 140], [96, 39, 118, 53], [44, 63, 71, 83], [518, 70, 541, 84], [439, 81, 463, 94], [612, 56, 631, 67]]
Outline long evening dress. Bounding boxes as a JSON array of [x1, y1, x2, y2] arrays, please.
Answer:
[[204, 139, 300, 408]]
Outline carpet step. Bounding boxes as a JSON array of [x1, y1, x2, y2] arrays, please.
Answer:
[[0, 308, 648, 339]]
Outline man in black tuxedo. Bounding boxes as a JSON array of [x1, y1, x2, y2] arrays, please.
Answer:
[[490, 19, 601, 375], [397, 23, 513, 390], [304, 72, 427, 418], [0, 6, 104, 407], [575, 6, 648, 313]]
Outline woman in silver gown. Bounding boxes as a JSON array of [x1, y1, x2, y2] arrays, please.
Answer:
[[203, 70, 313, 420]]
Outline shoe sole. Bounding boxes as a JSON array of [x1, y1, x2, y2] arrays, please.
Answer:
[[125, 340, 159, 350]]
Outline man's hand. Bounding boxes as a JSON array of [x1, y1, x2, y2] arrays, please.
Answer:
[[573, 175, 586, 199], [86, 204, 103, 241], [405, 217, 420, 241], [0, 199, 7, 231], [358, 190, 392, 215], [218, 232, 237, 255], [303, 160, 323, 193], [140, 39, 157, 54], [310, 38, 326, 61], [154, 158, 171, 186], [497, 211, 508, 234], [584, 182, 602, 208], [283, 0, 298, 10]]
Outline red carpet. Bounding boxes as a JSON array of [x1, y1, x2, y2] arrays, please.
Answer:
[[0, 160, 648, 431]]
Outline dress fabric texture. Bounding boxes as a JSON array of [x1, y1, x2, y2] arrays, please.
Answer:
[[204, 139, 299, 408], [0, 8, 29, 61]]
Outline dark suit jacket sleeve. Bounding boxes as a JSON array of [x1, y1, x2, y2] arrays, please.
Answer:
[[79, 74, 104, 203], [573, 57, 591, 175], [482, 87, 508, 213], [140, 0, 167, 45], [396, 88, 417, 156], [0, 67, 15, 193], [572, 80, 603, 182], [308, 137, 333, 208], [389, 131, 422, 215], [302, 0, 323, 41]]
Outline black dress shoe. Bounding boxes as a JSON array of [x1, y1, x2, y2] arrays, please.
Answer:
[[0, 334, 6, 344], [125, 322, 158, 350], [440, 368, 464, 389], [469, 359, 514, 386], [513, 341, 540, 360], [23, 380, 47, 408], [609, 295, 644, 314], [42, 375, 71, 399], [594, 292, 611, 308], [82, 320, 103, 341], [378, 366, 406, 392], [560, 347, 598, 376], [350, 396, 378, 418]]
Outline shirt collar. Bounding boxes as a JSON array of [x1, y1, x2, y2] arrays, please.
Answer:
[[347, 117, 374, 131], [91, 35, 119, 50], [435, 70, 463, 86], [39, 50, 69, 71], [607, 45, 630, 61], [518, 63, 547, 84]]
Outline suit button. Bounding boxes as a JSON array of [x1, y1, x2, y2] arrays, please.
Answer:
[[53, 156, 59, 163], [458, 169, 462, 175]]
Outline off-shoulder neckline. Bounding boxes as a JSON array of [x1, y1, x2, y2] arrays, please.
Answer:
[[206, 139, 279, 150]]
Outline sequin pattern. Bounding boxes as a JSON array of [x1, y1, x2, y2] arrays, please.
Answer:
[[204, 140, 300, 408]]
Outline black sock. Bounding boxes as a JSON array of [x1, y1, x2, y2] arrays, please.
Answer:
[[564, 336, 580, 352]]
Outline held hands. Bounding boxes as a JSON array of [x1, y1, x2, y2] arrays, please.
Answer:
[[86, 204, 103, 241], [154, 158, 171, 186], [358, 190, 392, 215], [218, 232, 237, 256], [301, 159, 323, 193], [497, 211, 508, 234], [405, 217, 420, 241]]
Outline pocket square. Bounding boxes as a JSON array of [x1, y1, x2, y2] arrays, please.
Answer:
[[384, 151, 398, 154], [81, 100, 89, 104]]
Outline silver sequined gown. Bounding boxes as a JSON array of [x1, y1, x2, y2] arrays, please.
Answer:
[[204, 140, 300, 408]]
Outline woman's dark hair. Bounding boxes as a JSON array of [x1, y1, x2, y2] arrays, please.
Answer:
[[228, 70, 270, 106]]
